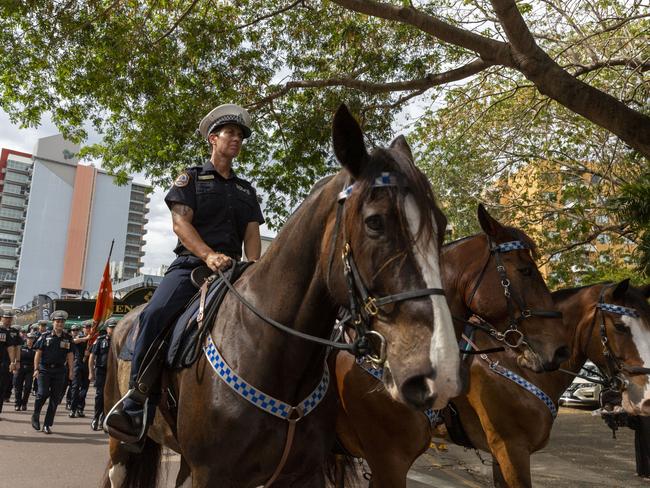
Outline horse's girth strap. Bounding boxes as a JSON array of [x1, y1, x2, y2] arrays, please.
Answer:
[[264, 406, 303, 488]]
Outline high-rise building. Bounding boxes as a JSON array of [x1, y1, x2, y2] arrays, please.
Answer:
[[0, 134, 150, 307]]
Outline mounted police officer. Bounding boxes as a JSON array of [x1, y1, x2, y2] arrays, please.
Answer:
[[14, 332, 36, 410], [69, 321, 91, 418], [32, 310, 74, 434], [106, 103, 265, 443], [89, 317, 116, 430], [0, 310, 21, 418]]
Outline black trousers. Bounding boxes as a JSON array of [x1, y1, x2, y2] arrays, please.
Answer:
[[94, 367, 107, 421], [13, 366, 33, 407], [33, 368, 66, 427], [70, 363, 89, 411], [0, 365, 11, 413]]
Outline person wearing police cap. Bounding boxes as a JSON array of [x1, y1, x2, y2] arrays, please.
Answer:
[[106, 103, 264, 442], [36, 320, 49, 338], [0, 310, 21, 418], [13, 332, 37, 410], [89, 317, 117, 430], [31, 310, 74, 434], [68, 321, 91, 418]]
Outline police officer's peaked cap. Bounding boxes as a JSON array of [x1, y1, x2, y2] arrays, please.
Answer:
[[71, 324, 81, 331], [51, 310, 68, 321], [37, 320, 48, 326], [1, 310, 14, 318], [82, 320, 93, 328], [198, 104, 252, 140], [105, 317, 118, 328], [27, 332, 38, 339]]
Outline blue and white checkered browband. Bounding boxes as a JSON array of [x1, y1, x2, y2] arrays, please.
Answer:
[[204, 335, 330, 420], [489, 363, 557, 418], [597, 302, 640, 318], [493, 241, 528, 253], [338, 172, 403, 201], [355, 357, 438, 426]]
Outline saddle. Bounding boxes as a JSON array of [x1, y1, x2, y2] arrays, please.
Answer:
[[119, 261, 253, 370]]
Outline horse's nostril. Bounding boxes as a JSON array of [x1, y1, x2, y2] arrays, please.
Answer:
[[400, 369, 437, 409]]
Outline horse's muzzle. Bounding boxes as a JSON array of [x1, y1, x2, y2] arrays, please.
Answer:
[[400, 368, 437, 409]]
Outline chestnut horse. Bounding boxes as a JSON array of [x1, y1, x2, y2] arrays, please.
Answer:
[[102, 105, 462, 488], [333, 207, 571, 487], [333, 280, 650, 488]]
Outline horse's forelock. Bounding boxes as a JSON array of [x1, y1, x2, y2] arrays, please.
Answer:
[[348, 147, 438, 247]]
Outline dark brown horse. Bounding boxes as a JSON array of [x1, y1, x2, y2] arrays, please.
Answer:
[[334, 279, 650, 488], [102, 105, 462, 488], [333, 208, 571, 487]]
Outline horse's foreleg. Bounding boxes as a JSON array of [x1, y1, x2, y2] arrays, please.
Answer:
[[489, 441, 532, 488]]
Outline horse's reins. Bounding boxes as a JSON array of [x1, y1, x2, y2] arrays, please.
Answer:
[[458, 239, 563, 353]]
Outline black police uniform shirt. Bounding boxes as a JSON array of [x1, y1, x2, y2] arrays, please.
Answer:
[[72, 336, 87, 363], [34, 331, 72, 368], [0, 326, 21, 363], [165, 160, 264, 260], [90, 334, 111, 369], [19, 344, 35, 370]]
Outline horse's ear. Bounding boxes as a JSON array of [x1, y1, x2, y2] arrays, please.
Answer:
[[332, 104, 367, 178], [477, 204, 503, 237], [389, 135, 414, 162], [612, 279, 630, 300]]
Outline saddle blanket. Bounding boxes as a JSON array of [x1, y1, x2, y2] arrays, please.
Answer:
[[119, 262, 252, 369]]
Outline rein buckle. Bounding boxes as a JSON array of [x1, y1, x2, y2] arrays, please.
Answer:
[[503, 329, 525, 349], [364, 297, 379, 316]]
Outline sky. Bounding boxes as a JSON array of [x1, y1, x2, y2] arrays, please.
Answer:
[[0, 109, 185, 273]]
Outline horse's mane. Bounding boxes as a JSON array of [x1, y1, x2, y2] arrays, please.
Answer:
[[551, 282, 611, 300], [443, 226, 539, 259]]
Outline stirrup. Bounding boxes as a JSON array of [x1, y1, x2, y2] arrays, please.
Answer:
[[104, 388, 149, 444]]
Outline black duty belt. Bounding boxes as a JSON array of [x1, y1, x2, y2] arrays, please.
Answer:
[[42, 363, 65, 369], [177, 250, 241, 261]]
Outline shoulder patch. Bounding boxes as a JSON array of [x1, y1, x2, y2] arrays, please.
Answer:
[[174, 172, 191, 187]]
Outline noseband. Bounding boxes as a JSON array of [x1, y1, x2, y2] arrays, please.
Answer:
[[463, 239, 562, 350]]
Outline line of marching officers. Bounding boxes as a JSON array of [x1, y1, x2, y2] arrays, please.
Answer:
[[0, 309, 115, 434]]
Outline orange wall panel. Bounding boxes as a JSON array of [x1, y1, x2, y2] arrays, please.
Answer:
[[61, 165, 96, 290]]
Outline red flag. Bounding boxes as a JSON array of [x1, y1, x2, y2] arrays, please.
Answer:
[[89, 243, 114, 346]]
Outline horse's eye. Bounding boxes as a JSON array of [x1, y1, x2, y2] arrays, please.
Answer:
[[614, 322, 630, 334], [517, 266, 532, 276], [365, 215, 385, 233]]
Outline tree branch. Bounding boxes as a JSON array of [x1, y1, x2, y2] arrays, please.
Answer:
[[232, 0, 303, 31], [152, 0, 200, 45], [248, 59, 492, 109], [570, 58, 650, 77], [330, 0, 513, 66]]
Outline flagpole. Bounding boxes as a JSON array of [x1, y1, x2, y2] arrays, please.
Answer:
[[108, 239, 114, 261]]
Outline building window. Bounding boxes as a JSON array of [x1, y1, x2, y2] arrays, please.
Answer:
[[0, 258, 16, 269], [6, 159, 31, 172], [1, 195, 25, 208], [0, 208, 23, 219], [597, 234, 611, 245], [0, 233, 19, 243], [2, 183, 23, 195], [4, 172, 30, 184], [0, 245, 16, 257], [0, 220, 22, 232]]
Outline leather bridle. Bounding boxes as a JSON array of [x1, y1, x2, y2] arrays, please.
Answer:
[[460, 238, 563, 350]]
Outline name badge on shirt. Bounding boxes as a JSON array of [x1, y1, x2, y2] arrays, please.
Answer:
[[198, 174, 215, 180], [61, 340, 70, 350]]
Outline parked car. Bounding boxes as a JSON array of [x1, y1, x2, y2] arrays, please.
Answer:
[[559, 361, 603, 408]]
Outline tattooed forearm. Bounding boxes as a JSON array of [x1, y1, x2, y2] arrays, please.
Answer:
[[171, 203, 193, 220]]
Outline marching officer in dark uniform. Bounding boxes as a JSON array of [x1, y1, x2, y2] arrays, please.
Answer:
[[31, 310, 74, 434], [106, 103, 264, 443], [89, 318, 116, 430], [69, 321, 91, 417], [0, 310, 21, 418], [13, 332, 36, 410]]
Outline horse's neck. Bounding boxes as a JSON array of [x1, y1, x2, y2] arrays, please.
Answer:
[[218, 178, 340, 392]]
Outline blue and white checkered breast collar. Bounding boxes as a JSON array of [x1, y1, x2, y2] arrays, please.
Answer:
[[204, 335, 330, 420]]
